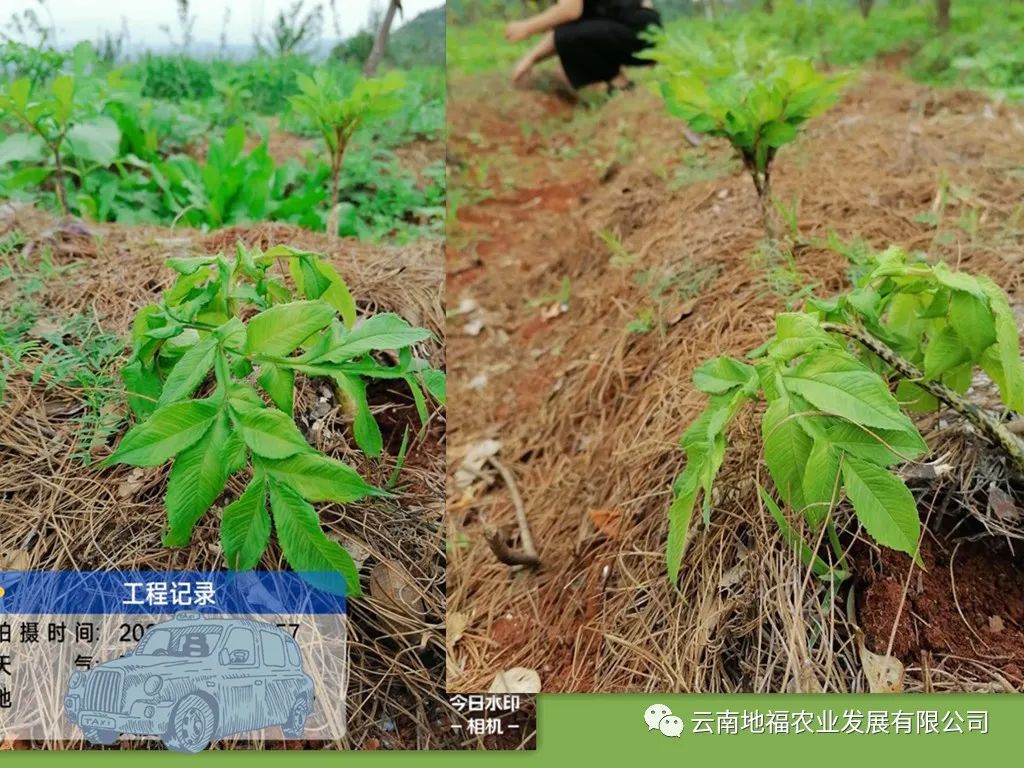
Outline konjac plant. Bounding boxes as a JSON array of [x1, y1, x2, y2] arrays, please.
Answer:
[[667, 247, 1024, 584], [647, 35, 847, 242], [106, 244, 445, 596]]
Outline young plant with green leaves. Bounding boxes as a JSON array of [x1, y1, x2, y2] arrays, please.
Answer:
[[0, 48, 121, 215], [289, 69, 405, 219], [649, 37, 847, 241], [107, 243, 445, 597], [667, 247, 1024, 585]]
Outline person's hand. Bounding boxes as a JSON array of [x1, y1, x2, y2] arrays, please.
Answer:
[[512, 53, 534, 84], [505, 21, 530, 43]]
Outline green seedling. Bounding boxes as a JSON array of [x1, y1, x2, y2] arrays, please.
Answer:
[[667, 247, 1024, 585], [107, 243, 446, 596], [0, 58, 121, 214], [289, 69, 405, 221], [649, 35, 846, 242]]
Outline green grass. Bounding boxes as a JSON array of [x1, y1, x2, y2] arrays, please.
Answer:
[[0, 239, 127, 459]]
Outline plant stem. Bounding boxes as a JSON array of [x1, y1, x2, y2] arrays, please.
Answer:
[[330, 128, 344, 215], [52, 131, 69, 216], [826, 520, 848, 572], [823, 321, 1024, 472], [11, 109, 68, 216], [747, 164, 778, 245]]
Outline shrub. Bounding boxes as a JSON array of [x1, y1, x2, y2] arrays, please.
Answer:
[[139, 55, 214, 101]]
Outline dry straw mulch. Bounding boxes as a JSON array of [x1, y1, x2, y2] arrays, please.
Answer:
[[446, 72, 1024, 694], [0, 208, 453, 749]]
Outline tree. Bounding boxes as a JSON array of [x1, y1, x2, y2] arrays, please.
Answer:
[[857, 0, 874, 19], [254, 1, 323, 58], [363, 0, 402, 77], [936, 0, 951, 32], [159, 0, 195, 52]]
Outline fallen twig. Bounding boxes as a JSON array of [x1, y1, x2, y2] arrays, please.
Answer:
[[483, 525, 541, 568], [482, 456, 541, 569]]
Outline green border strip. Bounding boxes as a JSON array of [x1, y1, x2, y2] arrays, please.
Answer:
[[5, 693, 1020, 765]]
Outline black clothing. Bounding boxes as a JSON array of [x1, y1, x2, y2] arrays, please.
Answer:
[[554, 1, 662, 88]]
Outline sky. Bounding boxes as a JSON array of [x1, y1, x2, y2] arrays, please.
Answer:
[[4, 0, 442, 50]]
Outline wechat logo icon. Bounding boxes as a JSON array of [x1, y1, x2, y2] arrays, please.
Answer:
[[644, 703, 684, 737]]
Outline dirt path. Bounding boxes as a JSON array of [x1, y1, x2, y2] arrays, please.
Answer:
[[446, 71, 1024, 693]]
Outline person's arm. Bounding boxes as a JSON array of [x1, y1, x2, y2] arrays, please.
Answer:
[[505, 0, 584, 42]]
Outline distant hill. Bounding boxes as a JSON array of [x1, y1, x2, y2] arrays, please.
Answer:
[[388, 5, 445, 68]]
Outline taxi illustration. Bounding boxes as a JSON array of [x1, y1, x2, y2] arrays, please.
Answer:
[[64, 612, 314, 752]]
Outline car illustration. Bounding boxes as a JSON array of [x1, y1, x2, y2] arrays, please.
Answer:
[[64, 612, 315, 752]]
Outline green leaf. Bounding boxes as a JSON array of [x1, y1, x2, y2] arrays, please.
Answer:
[[775, 312, 840, 348], [0, 133, 45, 165], [943, 361, 973, 394], [228, 381, 265, 411], [825, 420, 927, 466], [224, 430, 248, 474], [245, 300, 335, 357], [51, 75, 73, 122], [121, 360, 162, 419], [145, 325, 184, 340], [166, 256, 215, 275], [977, 276, 1024, 410], [269, 478, 361, 597], [918, 289, 951, 319], [841, 455, 922, 565], [760, 120, 797, 148], [421, 368, 447, 404], [933, 262, 985, 299], [948, 291, 996, 358], [334, 373, 383, 457], [3, 165, 52, 190], [692, 356, 758, 395], [317, 313, 431, 361], [298, 256, 332, 300], [895, 379, 939, 413], [221, 477, 271, 570], [214, 316, 246, 349], [4, 78, 31, 111], [666, 466, 701, 585], [667, 387, 751, 583], [163, 410, 233, 547], [802, 437, 841, 527], [234, 405, 312, 459], [156, 334, 218, 407], [66, 116, 121, 165], [257, 363, 294, 415], [923, 326, 969, 380], [316, 260, 357, 329], [263, 452, 381, 503], [762, 397, 813, 513], [106, 399, 219, 467], [782, 352, 910, 430], [404, 374, 430, 425]]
